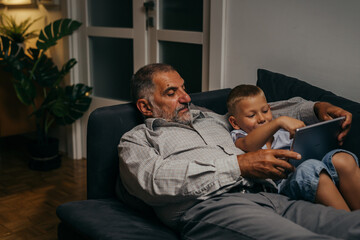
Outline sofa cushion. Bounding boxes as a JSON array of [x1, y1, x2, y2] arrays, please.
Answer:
[[56, 198, 179, 240], [257, 69, 335, 102]]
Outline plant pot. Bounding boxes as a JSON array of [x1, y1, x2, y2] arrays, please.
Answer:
[[28, 137, 61, 171]]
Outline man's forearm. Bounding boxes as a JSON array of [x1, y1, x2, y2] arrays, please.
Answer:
[[270, 97, 319, 124]]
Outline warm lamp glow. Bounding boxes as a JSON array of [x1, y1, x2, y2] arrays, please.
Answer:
[[1, 0, 32, 5]]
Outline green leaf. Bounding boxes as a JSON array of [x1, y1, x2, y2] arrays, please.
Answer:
[[55, 84, 92, 125], [55, 58, 77, 85], [61, 58, 77, 74], [36, 18, 82, 50], [0, 36, 26, 66], [33, 52, 61, 87], [0, 14, 41, 44], [13, 73, 36, 105], [51, 99, 68, 117]]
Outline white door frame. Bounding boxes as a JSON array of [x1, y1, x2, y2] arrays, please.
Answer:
[[66, 0, 83, 159], [209, 0, 227, 90]]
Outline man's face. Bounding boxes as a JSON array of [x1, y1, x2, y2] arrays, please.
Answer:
[[150, 70, 192, 124], [230, 94, 273, 133]]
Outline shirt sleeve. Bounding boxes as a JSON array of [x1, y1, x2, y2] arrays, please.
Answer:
[[118, 127, 242, 206], [230, 129, 248, 143], [269, 97, 319, 125]]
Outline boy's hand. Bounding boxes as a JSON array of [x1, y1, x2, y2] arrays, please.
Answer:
[[275, 116, 306, 138]]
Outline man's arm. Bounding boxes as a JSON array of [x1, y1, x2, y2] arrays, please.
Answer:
[[270, 97, 319, 124], [270, 97, 352, 145]]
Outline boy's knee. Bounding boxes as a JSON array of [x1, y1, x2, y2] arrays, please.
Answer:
[[332, 152, 357, 174]]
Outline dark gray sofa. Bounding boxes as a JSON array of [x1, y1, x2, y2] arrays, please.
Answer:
[[57, 69, 360, 239]]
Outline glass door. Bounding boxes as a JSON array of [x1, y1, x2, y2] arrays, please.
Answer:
[[148, 0, 209, 92], [85, 0, 146, 103], [83, 0, 209, 102]]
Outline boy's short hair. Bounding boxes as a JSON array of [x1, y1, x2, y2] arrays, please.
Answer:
[[226, 84, 264, 115]]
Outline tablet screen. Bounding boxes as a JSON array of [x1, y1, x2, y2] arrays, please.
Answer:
[[289, 116, 345, 167]]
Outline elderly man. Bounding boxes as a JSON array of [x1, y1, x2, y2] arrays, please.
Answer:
[[118, 63, 359, 239]]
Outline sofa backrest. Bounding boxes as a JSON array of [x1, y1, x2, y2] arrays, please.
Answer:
[[86, 88, 231, 199], [257, 68, 360, 159]]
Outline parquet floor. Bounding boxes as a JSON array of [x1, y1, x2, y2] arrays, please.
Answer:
[[0, 135, 87, 240]]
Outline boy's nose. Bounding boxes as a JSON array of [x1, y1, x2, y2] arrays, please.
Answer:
[[257, 114, 266, 123]]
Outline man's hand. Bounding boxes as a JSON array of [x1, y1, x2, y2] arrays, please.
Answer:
[[237, 149, 301, 180], [314, 102, 352, 145]]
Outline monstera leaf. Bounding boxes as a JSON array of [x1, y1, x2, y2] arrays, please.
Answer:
[[27, 48, 60, 87], [36, 19, 82, 51], [12, 72, 36, 105], [55, 58, 77, 86], [43, 83, 92, 125], [0, 35, 26, 70]]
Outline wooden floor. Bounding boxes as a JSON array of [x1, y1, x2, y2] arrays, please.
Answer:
[[0, 135, 87, 240]]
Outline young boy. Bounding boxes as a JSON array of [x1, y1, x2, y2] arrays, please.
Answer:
[[227, 84, 360, 211]]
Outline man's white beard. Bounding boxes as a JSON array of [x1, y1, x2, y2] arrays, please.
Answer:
[[152, 103, 192, 125]]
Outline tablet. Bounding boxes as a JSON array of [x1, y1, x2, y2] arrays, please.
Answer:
[[289, 116, 345, 167]]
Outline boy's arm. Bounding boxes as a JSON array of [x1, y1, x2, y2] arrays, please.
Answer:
[[235, 116, 305, 152], [235, 120, 281, 152]]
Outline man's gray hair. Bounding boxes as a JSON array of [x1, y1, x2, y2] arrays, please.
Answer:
[[131, 63, 176, 102]]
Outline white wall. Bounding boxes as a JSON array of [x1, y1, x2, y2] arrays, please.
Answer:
[[223, 0, 360, 102]]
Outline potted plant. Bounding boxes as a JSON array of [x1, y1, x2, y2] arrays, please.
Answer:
[[0, 14, 42, 137], [0, 17, 92, 170], [0, 14, 41, 47]]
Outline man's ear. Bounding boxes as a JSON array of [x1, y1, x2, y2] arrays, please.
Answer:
[[136, 99, 153, 117], [228, 115, 240, 130]]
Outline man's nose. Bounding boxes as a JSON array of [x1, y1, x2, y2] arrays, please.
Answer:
[[179, 90, 191, 103]]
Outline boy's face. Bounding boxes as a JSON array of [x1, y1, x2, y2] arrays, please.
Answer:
[[229, 94, 273, 133]]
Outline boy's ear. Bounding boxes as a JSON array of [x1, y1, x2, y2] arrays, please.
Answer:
[[228, 115, 240, 130], [136, 99, 153, 117]]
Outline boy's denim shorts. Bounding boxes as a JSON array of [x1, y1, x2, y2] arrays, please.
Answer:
[[278, 149, 359, 202]]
